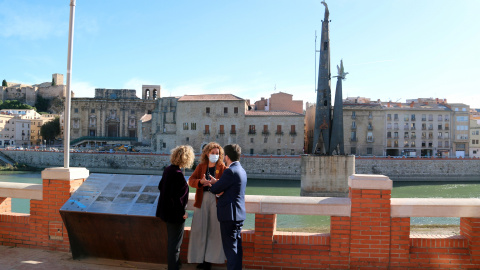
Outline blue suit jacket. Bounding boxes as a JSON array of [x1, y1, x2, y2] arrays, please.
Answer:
[[210, 161, 247, 222]]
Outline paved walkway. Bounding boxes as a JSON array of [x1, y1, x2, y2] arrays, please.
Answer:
[[0, 246, 226, 270]]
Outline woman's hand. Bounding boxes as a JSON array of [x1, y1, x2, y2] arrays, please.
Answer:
[[183, 212, 188, 219], [208, 175, 218, 185], [199, 174, 212, 187]]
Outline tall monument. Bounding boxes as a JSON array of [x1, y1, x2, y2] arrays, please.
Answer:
[[311, 1, 345, 155], [301, 1, 354, 197]]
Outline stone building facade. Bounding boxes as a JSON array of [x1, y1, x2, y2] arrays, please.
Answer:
[[470, 119, 480, 158], [151, 97, 178, 152], [173, 94, 305, 155], [70, 88, 156, 144], [448, 103, 470, 157]]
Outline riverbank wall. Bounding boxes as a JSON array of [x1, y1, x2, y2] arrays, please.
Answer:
[[2, 150, 480, 181]]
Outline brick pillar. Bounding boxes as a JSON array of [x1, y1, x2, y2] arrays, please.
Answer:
[[29, 167, 89, 251], [460, 217, 480, 264], [389, 217, 410, 267], [253, 214, 277, 266], [348, 174, 392, 269], [0, 197, 12, 213]]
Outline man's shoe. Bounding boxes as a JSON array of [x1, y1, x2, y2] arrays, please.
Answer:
[[196, 263, 204, 269], [196, 262, 211, 270]]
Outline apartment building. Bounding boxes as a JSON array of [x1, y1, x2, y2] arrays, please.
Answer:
[[449, 103, 470, 157], [469, 119, 480, 158]]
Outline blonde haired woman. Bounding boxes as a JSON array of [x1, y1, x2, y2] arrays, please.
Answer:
[[188, 142, 227, 270], [156, 145, 195, 270]]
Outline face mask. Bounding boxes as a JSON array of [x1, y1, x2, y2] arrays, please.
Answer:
[[209, 154, 219, 163]]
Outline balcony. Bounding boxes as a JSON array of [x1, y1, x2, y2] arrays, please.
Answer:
[[262, 131, 270, 136], [275, 131, 284, 135], [351, 115, 356, 119], [290, 131, 297, 136], [411, 127, 416, 130], [230, 130, 236, 135], [367, 126, 373, 130], [248, 130, 256, 135], [203, 130, 210, 135], [219, 131, 225, 135], [366, 138, 374, 143], [350, 137, 358, 142]]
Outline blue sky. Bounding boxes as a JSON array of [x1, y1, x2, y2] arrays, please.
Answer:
[[1, 0, 479, 108]]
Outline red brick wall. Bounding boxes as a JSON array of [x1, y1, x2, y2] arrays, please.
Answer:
[[0, 178, 85, 251]]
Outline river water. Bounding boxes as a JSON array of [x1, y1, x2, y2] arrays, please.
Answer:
[[1, 172, 479, 230]]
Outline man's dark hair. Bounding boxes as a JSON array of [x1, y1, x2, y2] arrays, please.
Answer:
[[224, 144, 241, 162]]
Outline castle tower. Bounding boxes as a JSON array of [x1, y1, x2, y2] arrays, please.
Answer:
[[52, 73, 64, 85]]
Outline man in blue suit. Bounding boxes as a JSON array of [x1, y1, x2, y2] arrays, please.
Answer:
[[210, 144, 247, 270]]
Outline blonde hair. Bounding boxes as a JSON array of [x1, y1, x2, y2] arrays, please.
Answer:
[[201, 142, 225, 165], [170, 145, 195, 169]]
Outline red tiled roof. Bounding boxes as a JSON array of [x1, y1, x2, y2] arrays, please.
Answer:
[[178, 94, 244, 101], [245, 110, 304, 116]]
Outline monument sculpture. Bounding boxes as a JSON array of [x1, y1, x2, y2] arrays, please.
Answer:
[[301, 1, 354, 197]]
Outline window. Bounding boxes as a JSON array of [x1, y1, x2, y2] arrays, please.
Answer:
[[455, 108, 459, 111], [74, 108, 78, 113], [367, 132, 373, 142], [351, 131, 357, 141], [387, 132, 392, 138], [250, 149, 254, 155], [428, 114, 433, 121], [291, 149, 295, 155], [438, 115, 442, 121], [404, 114, 409, 121], [352, 121, 356, 128], [250, 138, 254, 143], [428, 124, 433, 130], [291, 125, 296, 134], [411, 141, 416, 147], [367, 148, 373, 155], [410, 123, 416, 130], [291, 137, 295, 143], [234, 107, 238, 114], [263, 149, 267, 154], [428, 142, 433, 147], [206, 107, 210, 114], [438, 132, 442, 139], [277, 138, 281, 143], [277, 149, 281, 155], [394, 114, 398, 121], [404, 141, 409, 147], [249, 125, 256, 134], [352, 111, 356, 118], [224, 107, 228, 114], [264, 137, 267, 143], [462, 108, 467, 111], [219, 125, 224, 134], [411, 114, 416, 121], [186, 137, 189, 142], [445, 141, 449, 147], [230, 125, 236, 134], [350, 147, 356, 155], [387, 114, 392, 121], [368, 112, 373, 119], [183, 123, 188, 130], [445, 123, 449, 130], [204, 125, 210, 134], [394, 123, 398, 130], [422, 114, 426, 121], [445, 132, 449, 139], [263, 125, 269, 135], [394, 132, 398, 139], [130, 110, 134, 114], [428, 132, 433, 139], [438, 124, 442, 130], [276, 125, 282, 135], [404, 132, 409, 139], [445, 115, 450, 121], [387, 123, 392, 130], [191, 123, 196, 130]]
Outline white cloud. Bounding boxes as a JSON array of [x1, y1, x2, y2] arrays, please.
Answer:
[[71, 81, 96, 98]]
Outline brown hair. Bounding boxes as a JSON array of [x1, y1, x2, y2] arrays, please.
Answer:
[[170, 145, 195, 169], [200, 142, 225, 165], [224, 144, 241, 162]]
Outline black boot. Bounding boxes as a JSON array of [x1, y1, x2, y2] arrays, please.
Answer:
[[196, 262, 211, 270]]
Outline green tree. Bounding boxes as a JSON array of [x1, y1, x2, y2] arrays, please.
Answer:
[[0, 100, 35, 110], [40, 117, 61, 142], [35, 95, 50, 112], [1, 79, 6, 87]]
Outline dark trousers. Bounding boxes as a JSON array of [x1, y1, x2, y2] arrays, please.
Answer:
[[220, 221, 243, 270], [166, 221, 185, 270]]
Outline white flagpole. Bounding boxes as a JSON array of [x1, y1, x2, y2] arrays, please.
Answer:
[[64, 0, 76, 168]]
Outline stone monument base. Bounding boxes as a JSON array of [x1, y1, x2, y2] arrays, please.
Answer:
[[300, 155, 355, 197]]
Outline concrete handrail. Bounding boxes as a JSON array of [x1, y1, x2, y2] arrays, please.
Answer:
[[187, 193, 351, 216], [0, 182, 42, 200], [391, 198, 480, 218]]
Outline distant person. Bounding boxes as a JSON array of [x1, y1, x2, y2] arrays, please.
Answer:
[[188, 142, 227, 270], [210, 144, 247, 270], [156, 145, 195, 270]]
